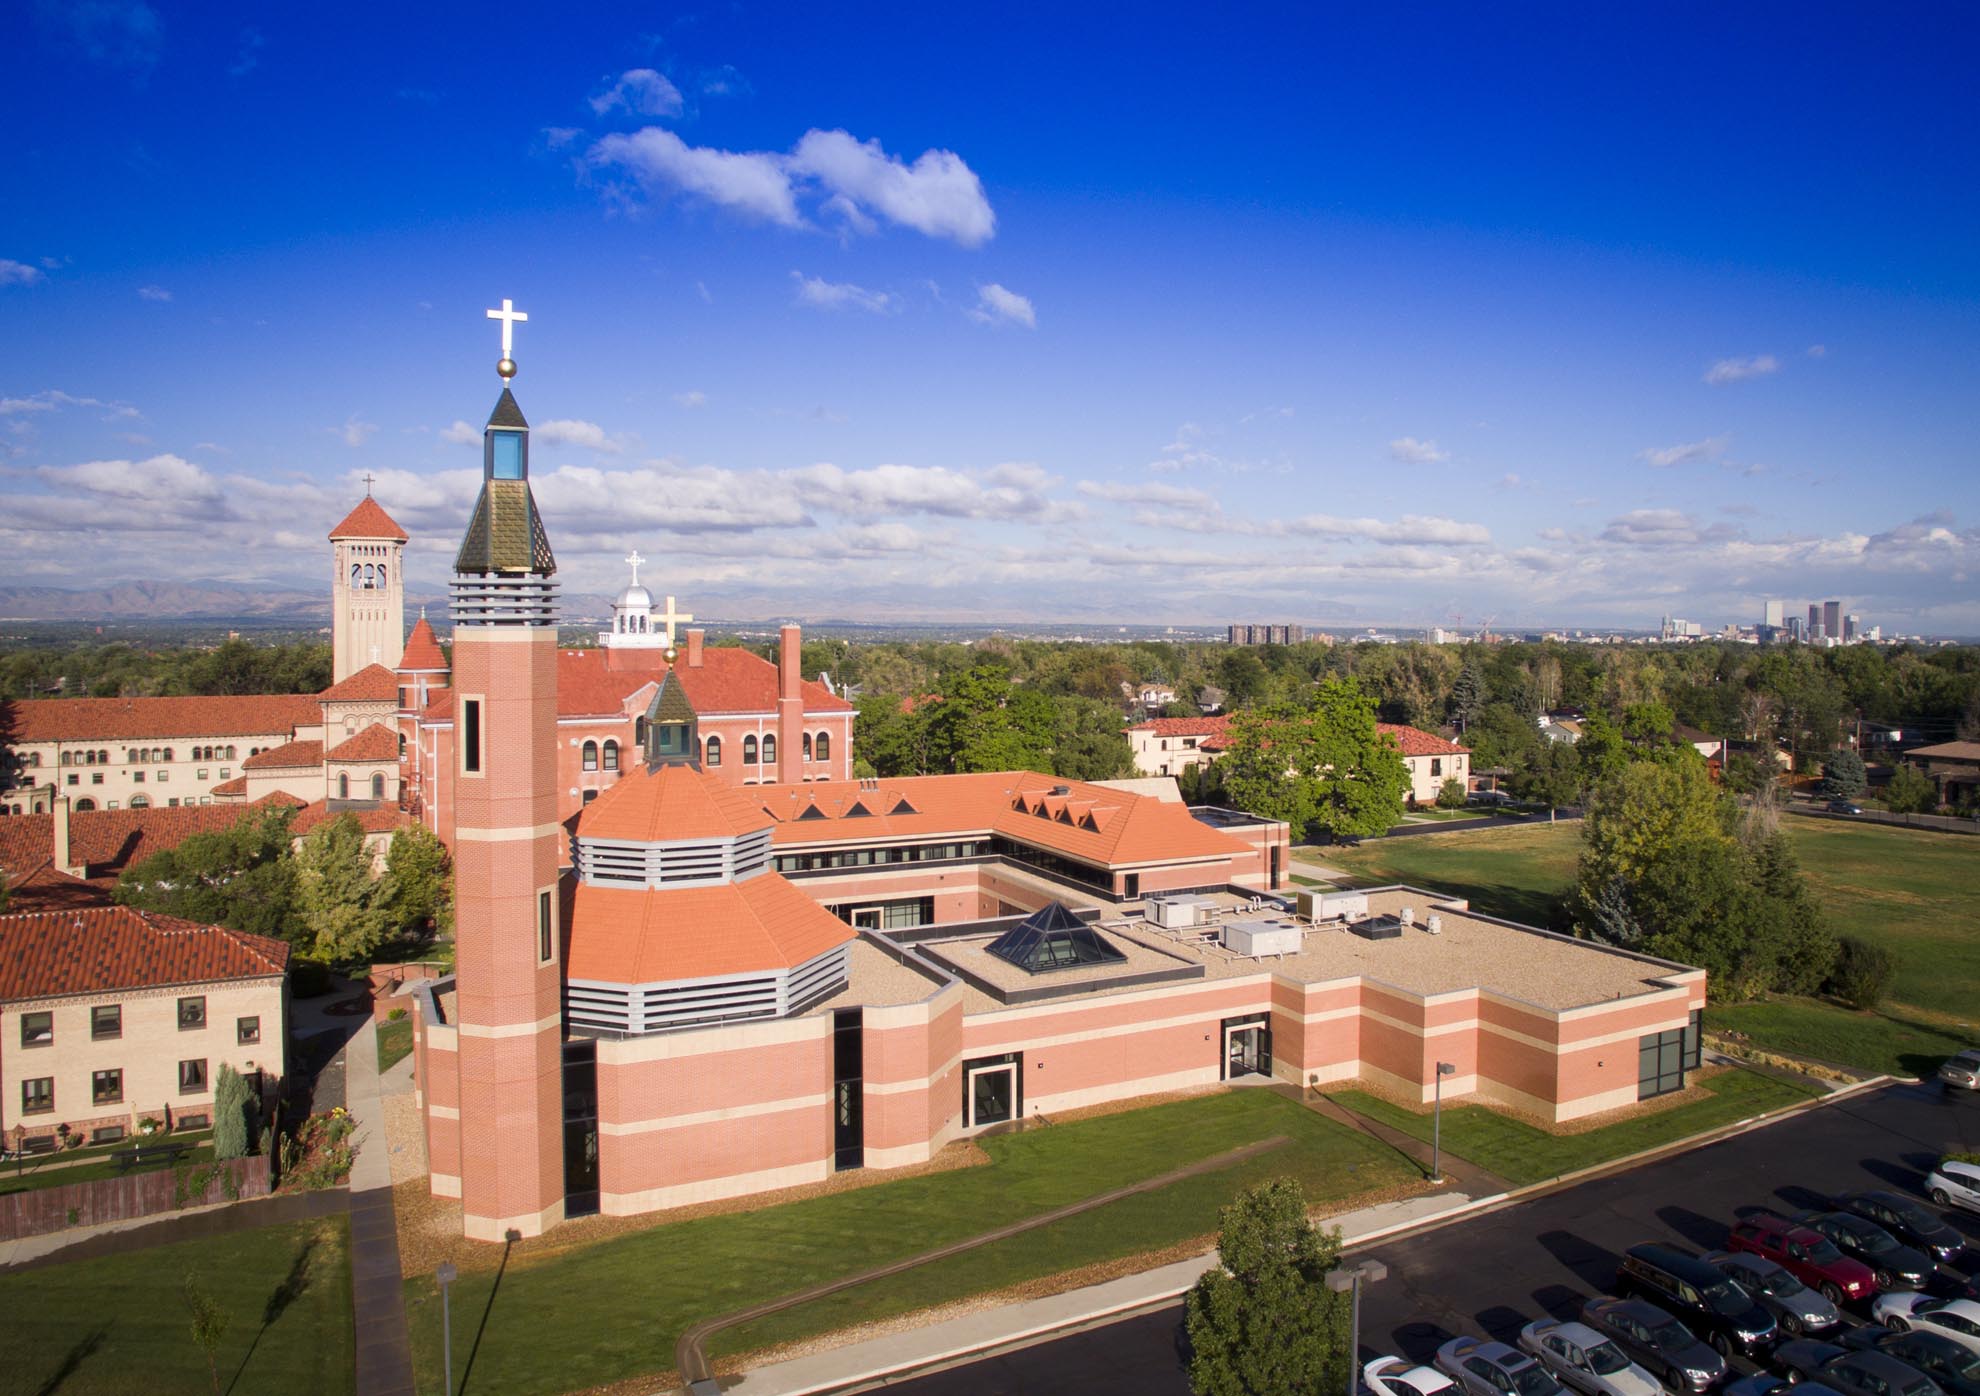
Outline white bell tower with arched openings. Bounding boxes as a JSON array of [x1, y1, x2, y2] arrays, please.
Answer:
[[329, 483, 408, 682]]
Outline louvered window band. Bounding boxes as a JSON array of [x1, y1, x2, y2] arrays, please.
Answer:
[[450, 575, 558, 627]]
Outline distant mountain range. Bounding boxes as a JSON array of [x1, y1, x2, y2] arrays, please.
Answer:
[[0, 581, 335, 622]]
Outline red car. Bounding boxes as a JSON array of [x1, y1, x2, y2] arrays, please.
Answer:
[[1727, 1213, 1877, 1306]]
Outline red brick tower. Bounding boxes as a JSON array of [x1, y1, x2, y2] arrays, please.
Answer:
[[447, 311, 567, 1240]]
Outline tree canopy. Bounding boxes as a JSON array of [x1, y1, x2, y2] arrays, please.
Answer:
[[116, 805, 301, 946], [1184, 1178, 1349, 1396], [294, 815, 390, 964], [1218, 678, 1411, 838]]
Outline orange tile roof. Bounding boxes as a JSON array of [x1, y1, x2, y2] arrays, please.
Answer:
[[289, 802, 413, 836], [1128, 715, 1232, 739], [4, 693, 321, 743], [576, 762, 774, 842], [399, 617, 447, 672], [210, 775, 249, 796], [0, 905, 289, 1002], [319, 663, 400, 704], [2, 863, 110, 913], [567, 872, 855, 982], [556, 646, 853, 718], [325, 723, 398, 763], [0, 801, 303, 882], [1376, 722, 1470, 758], [328, 495, 408, 541], [243, 739, 324, 770], [422, 691, 454, 722]]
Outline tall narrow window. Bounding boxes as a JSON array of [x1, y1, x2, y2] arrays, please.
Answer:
[[706, 735, 722, 767], [743, 736, 758, 765], [815, 731, 830, 763], [582, 741, 598, 772], [803, 732, 813, 761], [602, 740, 619, 772], [538, 890, 554, 963], [371, 773, 385, 801], [762, 734, 777, 766], [463, 700, 482, 774]]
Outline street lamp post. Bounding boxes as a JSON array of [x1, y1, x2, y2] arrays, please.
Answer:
[[1326, 1258, 1389, 1396], [436, 1261, 458, 1396], [1432, 1061, 1457, 1183]]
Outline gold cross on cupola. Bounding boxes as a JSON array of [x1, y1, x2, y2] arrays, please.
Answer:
[[657, 596, 692, 648]]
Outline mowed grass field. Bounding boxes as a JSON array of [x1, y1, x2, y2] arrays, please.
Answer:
[[1315, 816, 1980, 1076]]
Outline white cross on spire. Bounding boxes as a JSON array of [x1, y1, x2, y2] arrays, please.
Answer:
[[625, 550, 646, 588], [486, 298, 528, 360], [361, 471, 376, 496], [657, 595, 693, 648]]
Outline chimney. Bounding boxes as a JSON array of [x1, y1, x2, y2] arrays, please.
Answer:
[[777, 624, 803, 782], [778, 625, 801, 700], [52, 794, 73, 875], [685, 627, 704, 669]]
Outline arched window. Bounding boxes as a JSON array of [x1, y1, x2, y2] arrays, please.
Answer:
[[377, 563, 387, 589], [338, 773, 349, 800], [372, 773, 385, 801], [129, 794, 150, 809], [399, 733, 407, 758], [225, 746, 236, 760], [351, 562, 362, 589], [28, 752, 39, 767], [162, 748, 173, 762], [602, 740, 619, 773], [803, 732, 813, 760], [743, 736, 758, 766], [815, 731, 830, 763], [705, 735, 722, 767], [634, 717, 647, 747], [74, 798, 96, 812], [762, 734, 777, 766], [582, 741, 598, 772]]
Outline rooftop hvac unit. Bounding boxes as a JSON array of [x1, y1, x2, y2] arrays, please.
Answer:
[[1149, 895, 1217, 930], [1425, 913, 1442, 935], [1223, 919, 1303, 957], [1398, 906, 1415, 928]]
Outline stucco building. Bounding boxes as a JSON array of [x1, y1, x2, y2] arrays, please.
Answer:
[[1125, 714, 1471, 804]]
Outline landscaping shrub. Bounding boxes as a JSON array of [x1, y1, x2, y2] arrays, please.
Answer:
[[277, 1109, 355, 1191], [1436, 777, 1467, 809], [212, 1065, 258, 1159], [1826, 935, 1896, 1010]]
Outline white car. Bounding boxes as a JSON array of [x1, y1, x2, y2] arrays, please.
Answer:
[[1366, 1355, 1461, 1396], [1517, 1318, 1663, 1396], [1870, 1294, 1980, 1355], [1928, 1158, 1980, 1213]]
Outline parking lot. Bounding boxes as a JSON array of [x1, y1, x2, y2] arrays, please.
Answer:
[[882, 1080, 1980, 1396]]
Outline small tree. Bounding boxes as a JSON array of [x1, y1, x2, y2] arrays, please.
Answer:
[[1435, 777, 1466, 809], [1820, 748, 1867, 800], [1826, 936, 1895, 1010], [1184, 1178, 1347, 1396], [183, 1271, 230, 1395], [294, 815, 389, 965], [212, 1064, 257, 1159], [1884, 763, 1937, 815]]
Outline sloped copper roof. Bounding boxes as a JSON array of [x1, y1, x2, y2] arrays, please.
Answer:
[[454, 478, 555, 576]]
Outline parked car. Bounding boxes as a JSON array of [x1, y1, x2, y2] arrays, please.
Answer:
[[1705, 1249, 1843, 1336], [1840, 1327, 1980, 1396], [1619, 1244, 1779, 1356], [1518, 1318, 1663, 1396], [1435, 1337, 1570, 1396], [1469, 790, 1514, 807], [1870, 1298, 1980, 1356], [1927, 1160, 1980, 1214], [1937, 1055, 1980, 1093], [1796, 1350, 1945, 1396], [1579, 1296, 1727, 1393], [1778, 1341, 1854, 1382], [1729, 1213, 1879, 1305], [1725, 1379, 1790, 1396], [1826, 799, 1865, 815], [1367, 1356, 1462, 1396], [1834, 1193, 1965, 1264], [1798, 1212, 1937, 1293]]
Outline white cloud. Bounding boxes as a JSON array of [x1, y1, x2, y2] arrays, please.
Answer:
[[439, 420, 479, 445], [789, 462, 1055, 521], [791, 271, 895, 314], [534, 419, 627, 453], [0, 259, 45, 287], [0, 389, 139, 419], [1495, 473, 1527, 490], [589, 128, 801, 226], [137, 284, 172, 302], [37, 454, 223, 507], [1388, 437, 1449, 464], [969, 282, 1035, 328], [1600, 509, 1705, 546], [1703, 354, 1780, 386], [1638, 435, 1730, 468], [1077, 480, 1213, 507], [674, 390, 707, 409], [338, 417, 377, 447], [694, 280, 713, 303], [541, 126, 582, 150], [590, 68, 684, 119]]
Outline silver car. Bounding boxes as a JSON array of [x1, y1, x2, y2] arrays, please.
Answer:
[[1518, 1318, 1663, 1396], [1702, 1249, 1841, 1336], [1939, 1051, 1980, 1091], [1366, 1356, 1461, 1396], [1436, 1337, 1570, 1396], [1928, 1159, 1980, 1215]]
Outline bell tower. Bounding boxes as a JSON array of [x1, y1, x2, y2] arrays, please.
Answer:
[[329, 481, 407, 682], [448, 298, 568, 1240]]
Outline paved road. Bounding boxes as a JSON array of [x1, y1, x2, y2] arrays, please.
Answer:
[[879, 1082, 1980, 1395]]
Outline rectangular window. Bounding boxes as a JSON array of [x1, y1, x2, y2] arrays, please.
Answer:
[[539, 890, 554, 963], [179, 1059, 209, 1094], [1637, 1027, 1687, 1100], [91, 1124, 126, 1145], [92, 772, 104, 784], [21, 1011, 52, 1047], [463, 700, 483, 774], [157, 769, 169, 782], [1682, 1009, 1702, 1071], [93, 1069, 123, 1105], [197, 769, 208, 780], [92, 1004, 122, 1040], [66, 773, 78, 786], [22, 1077, 53, 1114], [178, 996, 207, 1031], [132, 770, 144, 783], [237, 1016, 261, 1045], [1431, 758, 1443, 777], [218, 768, 230, 780]]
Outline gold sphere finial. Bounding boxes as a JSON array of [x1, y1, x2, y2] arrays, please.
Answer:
[[497, 357, 518, 380]]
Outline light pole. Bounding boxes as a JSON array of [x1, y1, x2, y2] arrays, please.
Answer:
[[436, 1260, 457, 1396], [1326, 1258, 1389, 1396], [1431, 1061, 1456, 1183]]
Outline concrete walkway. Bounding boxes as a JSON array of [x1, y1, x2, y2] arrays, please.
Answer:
[[343, 1017, 417, 1396]]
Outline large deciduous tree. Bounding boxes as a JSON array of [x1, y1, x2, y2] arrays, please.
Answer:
[[294, 815, 389, 965], [1219, 678, 1410, 838], [381, 824, 452, 940], [1184, 1178, 1349, 1396], [116, 805, 300, 947]]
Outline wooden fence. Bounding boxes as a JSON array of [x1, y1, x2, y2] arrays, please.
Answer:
[[1788, 806, 1980, 836], [0, 1154, 270, 1242]]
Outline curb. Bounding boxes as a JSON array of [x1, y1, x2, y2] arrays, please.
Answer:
[[734, 1072, 1900, 1396]]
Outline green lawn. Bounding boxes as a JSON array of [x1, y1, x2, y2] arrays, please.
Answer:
[[1707, 999, 1975, 1079], [1330, 1067, 1818, 1188], [0, 1140, 215, 1196], [1317, 820, 1585, 929], [0, 1215, 353, 1396], [376, 1014, 414, 1073], [403, 1089, 1415, 1395]]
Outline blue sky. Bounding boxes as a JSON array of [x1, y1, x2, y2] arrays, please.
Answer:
[[3, 2, 1977, 631]]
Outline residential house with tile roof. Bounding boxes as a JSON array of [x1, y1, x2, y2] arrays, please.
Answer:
[[1125, 714, 1470, 804]]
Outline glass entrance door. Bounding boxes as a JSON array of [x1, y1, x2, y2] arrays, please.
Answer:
[[1225, 1025, 1264, 1078], [967, 1063, 1017, 1126]]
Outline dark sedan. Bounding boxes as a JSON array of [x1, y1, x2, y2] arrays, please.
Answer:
[[1834, 1193, 1966, 1266], [1841, 1327, 1980, 1396], [1803, 1350, 1945, 1396], [1581, 1297, 1726, 1393], [1799, 1212, 1937, 1293]]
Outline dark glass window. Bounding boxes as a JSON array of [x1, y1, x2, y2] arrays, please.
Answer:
[[815, 731, 830, 763], [179, 1059, 209, 1094], [539, 890, 554, 963], [1638, 1027, 1687, 1099], [238, 1016, 260, 1045], [602, 740, 619, 773], [582, 741, 598, 772], [463, 700, 482, 774], [705, 735, 722, 767], [743, 736, 758, 765], [1682, 1009, 1702, 1071], [93, 1069, 123, 1105], [21, 1011, 53, 1047], [178, 996, 206, 1031], [22, 1077, 53, 1114], [92, 1004, 121, 1040]]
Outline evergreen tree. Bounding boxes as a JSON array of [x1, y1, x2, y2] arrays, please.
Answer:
[[294, 815, 389, 965], [1820, 748, 1867, 800], [1583, 876, 1645, 949], [381, 824, 452, 939], [1184, 1178, 1348, 1396], [1448, 664, 1485, 734], [1884, 762, 1937, 814], [212, 1063, 257, 1159]]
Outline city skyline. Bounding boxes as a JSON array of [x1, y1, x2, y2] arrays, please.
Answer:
[[2, 4, 1977, 632]]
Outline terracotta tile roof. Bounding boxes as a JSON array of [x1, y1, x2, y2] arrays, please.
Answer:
[[422, 692, 454, 722], [318, 663, 399, 704], [555, 650, 659, 720], [4, 693, 320, 743], [1128, 716, 1232, 739], [243, 739, 323, 770], [0, 905, 288, 1002], [549, 647, 852, 719], [289, 802, 413, 836], [0, 802, 302, 882], [328, 495, 408, 542], [756, 770, 1260, 868], [325, 724, 398, 763], [568, 872, 855, 983], [210, 775, 249, 797], [1376, 723, 1470, 758], [399, 617, 447, 672], [576, 762, 774, 842], [3, 863, 110, 913]]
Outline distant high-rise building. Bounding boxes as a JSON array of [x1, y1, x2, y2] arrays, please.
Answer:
[[1763, 600, 1785, 629], [1227, 623, 1303, 646], [1786, 616, 1807, 642], [1823, 600, 1843, 638], [1844, 613, 1860, 643], [1808, 603, 1823, 639]]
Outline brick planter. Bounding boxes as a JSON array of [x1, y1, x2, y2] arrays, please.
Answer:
[[0, 1154, 270, 1242]]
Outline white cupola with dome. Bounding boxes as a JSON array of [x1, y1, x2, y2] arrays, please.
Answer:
[[599, 549, 692, 653]]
